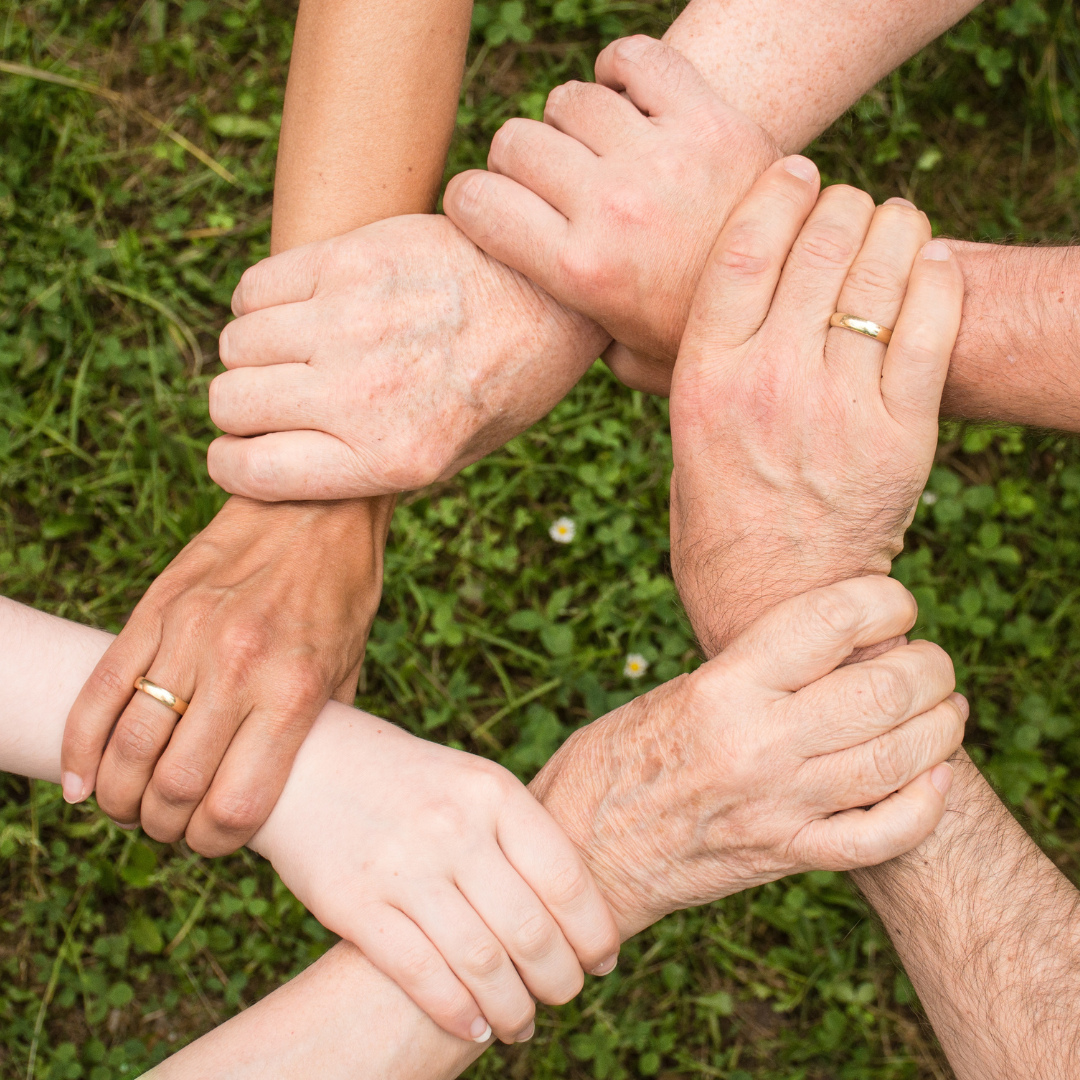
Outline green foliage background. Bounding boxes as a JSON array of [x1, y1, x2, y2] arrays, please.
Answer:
[[2, 0, 1080, 1077]]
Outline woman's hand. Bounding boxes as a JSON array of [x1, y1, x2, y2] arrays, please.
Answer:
[[249, 707, 620, 1047], [669, 157, 964, 654], [530, 576, 964, 939], [61, 496, 392, 856]]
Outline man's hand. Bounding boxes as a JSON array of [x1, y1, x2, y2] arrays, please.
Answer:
[[61, 496, 391, 855], [530, 576, 964, 938], [251, 702, 620, 1046], [444, 36, 779, 394], [668, 158, 963, 654], [207, 214, 609, 501]]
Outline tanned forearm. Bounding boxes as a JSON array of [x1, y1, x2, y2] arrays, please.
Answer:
[[271, 0, 472, 250], [851, 751, 1080, 1079]]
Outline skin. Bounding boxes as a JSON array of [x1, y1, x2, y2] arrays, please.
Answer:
[[663, 125, 1080, 1080], [61, 0, 472, 854], [207, 0, 983, 499], [0, 574, 960, 1078]]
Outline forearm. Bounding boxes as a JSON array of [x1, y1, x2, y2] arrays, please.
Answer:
[[851, 750, 1080, 1079], [271, 0, 472, 251], [664, 0, 978, 153], [0, 598, 483, 1079]]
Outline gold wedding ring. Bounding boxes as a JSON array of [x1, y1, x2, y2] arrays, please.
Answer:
[[829, 312, 893, 345], [133, 677, 189, 716]]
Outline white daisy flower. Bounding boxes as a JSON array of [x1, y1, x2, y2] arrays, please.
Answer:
[[624, 653, 649, 680], [921, 490, 939, 505], [549, 517, 576, 544]]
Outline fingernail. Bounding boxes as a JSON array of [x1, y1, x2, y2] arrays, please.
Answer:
[[514, 1021, 535, 1043], [949, 692, 970, 721], [922, 239, 951, 261], [884, 196, 917, 208], [782, 155, 818, 183], [591, 954, 618, 976], [61, 772, 86, 804], [113, 820, 139, 832], [470, 1018, 492, 1043], [930, 762, 954, 796]]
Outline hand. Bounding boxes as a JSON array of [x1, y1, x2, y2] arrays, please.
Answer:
[[668, 159, 964, 655], [207, 214, 609, 501], [530, 576, 965, 938], [61, 496, 392, 855], [444, 35, 779, 394], [250, 702, 620, 1046]]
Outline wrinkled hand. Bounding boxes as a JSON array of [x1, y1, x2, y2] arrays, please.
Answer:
[[668, 159, 964, 655], [530, 576, 964, 938], [61, 496, 391, 855], [444, 35, 779, 394], [250, 702, 619, 1045], [208, 214, 608, 501]]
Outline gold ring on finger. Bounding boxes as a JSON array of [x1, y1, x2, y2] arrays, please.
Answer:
[[829, 312, 893, 345], [133, 677, 189, 716]]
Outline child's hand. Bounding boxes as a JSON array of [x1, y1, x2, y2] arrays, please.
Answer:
[[444, 35, 779, 393], [250, 708, 620, 1046]]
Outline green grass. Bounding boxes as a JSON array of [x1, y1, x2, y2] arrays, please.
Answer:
[[2, 0, 1080, 1077]]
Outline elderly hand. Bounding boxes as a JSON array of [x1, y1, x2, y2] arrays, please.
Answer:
[[61, 496, 391, 855], [444, 35, 779, 394], [250, 701, 619, 1046], [207, 214, 608, 501], [530, 576, 964, 938], [668, 158, 964, 655]]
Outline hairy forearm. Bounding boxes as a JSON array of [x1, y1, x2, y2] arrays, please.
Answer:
[[941, 241, 1080, 430], [664, 0, 978, 153], [0, 598, 484, 1079], [851, 750, 1080, 1079], [271, 0, 471, 251]]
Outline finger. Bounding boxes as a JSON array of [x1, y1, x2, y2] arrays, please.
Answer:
[[443, 169, 571, 293], [768, 183, 876, 353], [209, 364, 321, 435], [456, 859, 584, 1006], [809, 693, 967, 810], [93, 652, 200, 827], [594, 35, 715, 119], [229, 242, 328, 316], [182, 700, 322, 856], [496, 805, 621, 977], [827, 198, 930, 388], [792, 639, 956, 755], [543, 80, 651, 153], [677, 156, 819, 357], [797, 761, 955, 871], [602, 340, 673, 396], [880, 239, 964, 430], [217, 303, 320, 369], [405, 887, 536, 1044], [207, 431, 387, 502], [351, 904, 493, 1044], [487, 117, 598, 212], [61, 618, 161, 805], [719, 576, 919, 694]]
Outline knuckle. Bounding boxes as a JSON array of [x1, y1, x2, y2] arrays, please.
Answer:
[[395, 941, 448, 988], [110, 713, 166, 766], [863, 663, 911, 721], [86, 663, 135, 707], [870, 733, 910, 789], [217, 620, 272, 668], [844, 257, 905, 298], [715, 230, 775, 279], [795, 225, 859, 270], [461, 935, 505, 980], [597, 185, 649, 231], [201, 785, 265, 838], [539, 853, 592, 911], [152, 759, 208, 808], [804, 587, 862, 640], [510, 909, 560, 963]]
